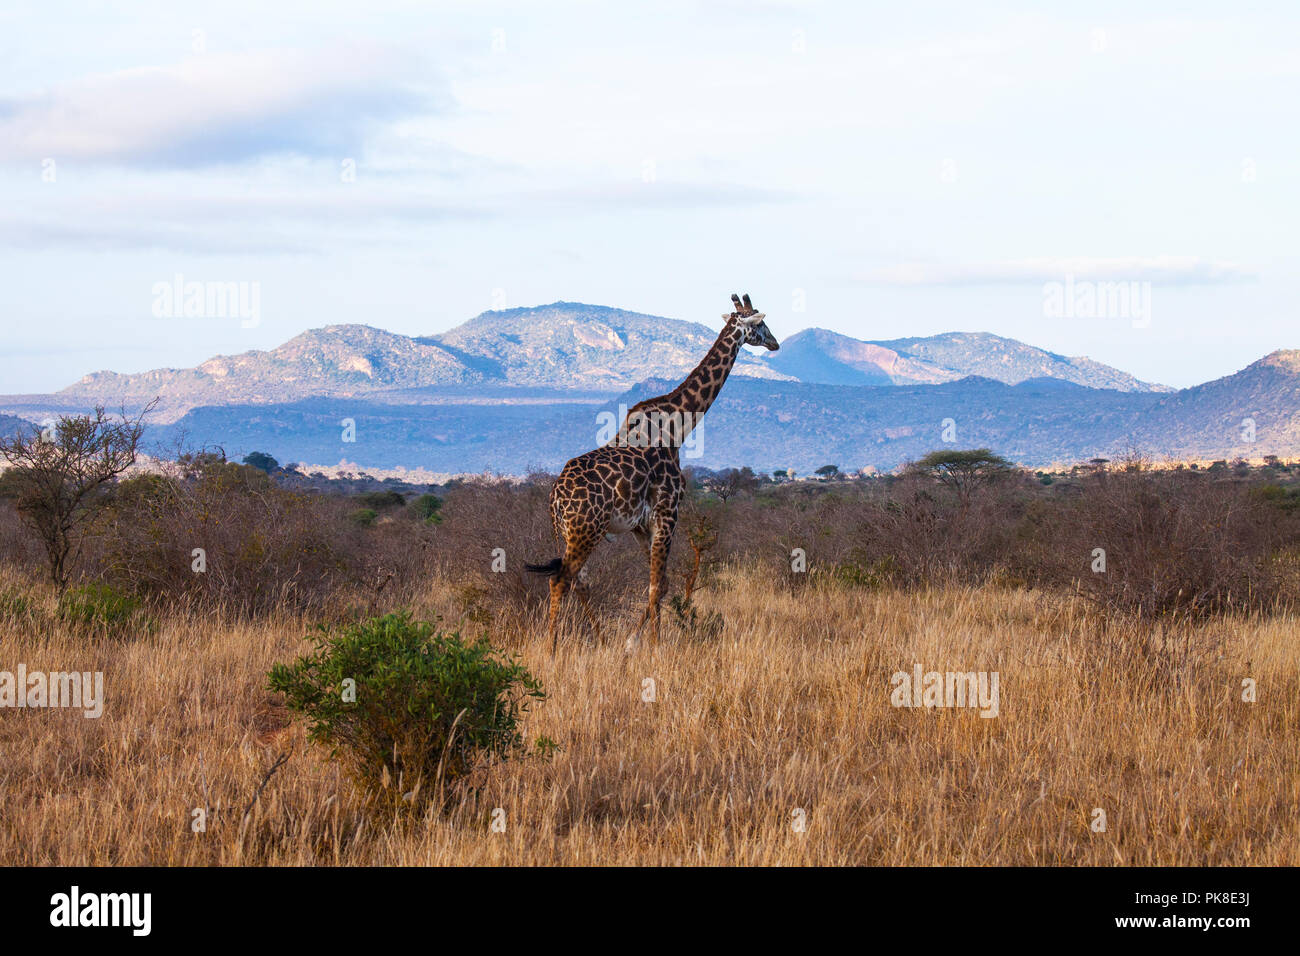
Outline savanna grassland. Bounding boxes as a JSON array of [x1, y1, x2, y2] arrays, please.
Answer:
[[1, 456, 1299, 865]]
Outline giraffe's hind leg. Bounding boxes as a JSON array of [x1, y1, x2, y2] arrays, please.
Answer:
[[549, 535, 600, 653], [645, 532, 670, 648]]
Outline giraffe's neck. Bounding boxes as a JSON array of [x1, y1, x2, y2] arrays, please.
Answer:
[[616, 318, 746, 450]]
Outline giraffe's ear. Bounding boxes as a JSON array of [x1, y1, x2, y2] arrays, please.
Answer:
[[737, 311, 766, 326]]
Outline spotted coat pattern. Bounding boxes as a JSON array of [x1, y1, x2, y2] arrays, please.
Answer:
[[532, 294, 780, 651]]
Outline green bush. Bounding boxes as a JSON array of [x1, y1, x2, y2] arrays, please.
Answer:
[[349, 508, 378, 527], [410, 493, 443, 525], [356, 490, 406, 511], [0, 587, 39, 626], [57, 582, 153, 637], [832, 552, 900, 590], [242, 451, 279, 473], [668, 595, 723, 641], [1253, 483, 1300, 514], [268, 612, 545, 809]]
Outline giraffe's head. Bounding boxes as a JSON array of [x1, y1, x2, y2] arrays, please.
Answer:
[[725, 293, 780, 351]]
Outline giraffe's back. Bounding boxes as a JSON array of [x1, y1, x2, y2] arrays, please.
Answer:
[[551, 445, 676, 544]]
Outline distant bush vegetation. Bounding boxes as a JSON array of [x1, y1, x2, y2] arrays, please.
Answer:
[[0, 452, 440, 617], [355, 489, 405, 511], [1, 447, 1298, 627]]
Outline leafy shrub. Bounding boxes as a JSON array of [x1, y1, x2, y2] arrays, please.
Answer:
[[831, 551, 900, 590], [268, 612, 545, 809], [242, 451, 279, 473], [409, 493, 443, 525], [1253, 483, 1300, 514], [356, 490, 406, 511], [668, 594, 723, 641], [57, 582, 153, 637], [350, 508, 378, 527]]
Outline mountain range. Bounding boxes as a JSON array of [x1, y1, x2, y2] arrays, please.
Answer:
[[0, 302, 1295, 474], [51, 304, 793, 421], [768, 328, 1170, 392]]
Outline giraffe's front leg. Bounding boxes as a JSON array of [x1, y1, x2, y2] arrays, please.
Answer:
[[626, 509, 676, 652], [646, 533, 670, 648]]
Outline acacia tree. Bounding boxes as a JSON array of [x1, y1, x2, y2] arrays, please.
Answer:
[[705, 466, 759, 503], [242, 451, 279, 473], [0, 403, 152, 591], [910, 448, 1013, 507]]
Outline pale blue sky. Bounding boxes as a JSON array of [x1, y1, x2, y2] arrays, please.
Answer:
[[2, 0, 1297, 393]]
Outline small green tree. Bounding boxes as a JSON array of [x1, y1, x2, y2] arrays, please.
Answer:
[[0, 404, 152, 591], [815, 464, 839, 478], [350, 507, 378, 527], [242, 451, 279, 473], [356, 489, 406, 510], [910, 448, 1013, 506], [268, 613, 545, 809], [410, 493, 443, 524]]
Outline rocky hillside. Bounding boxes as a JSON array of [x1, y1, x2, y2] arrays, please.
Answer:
[[771, 329, 1170, 391], [422, 302, 790, 390], [59, 326, 480, 420], [52, 304, 791, 420], [1123, 350, 1300, 459], [763, 328, 958, 386]]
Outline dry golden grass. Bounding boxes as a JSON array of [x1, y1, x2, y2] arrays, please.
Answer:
[[2, 564, 1297, 865]]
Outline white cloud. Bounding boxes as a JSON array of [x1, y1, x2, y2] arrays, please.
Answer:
[[858, 257, 1256, 287], [0, 46, 442, 166]]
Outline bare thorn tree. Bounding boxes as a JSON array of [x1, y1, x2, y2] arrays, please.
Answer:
[[0, 402, 155, 591]]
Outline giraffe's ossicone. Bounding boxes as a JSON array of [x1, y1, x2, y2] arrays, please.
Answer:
[[526, 293, 780, 652]]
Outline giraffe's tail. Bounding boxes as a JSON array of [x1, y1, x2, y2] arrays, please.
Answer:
[[524, 557, 563, 578]]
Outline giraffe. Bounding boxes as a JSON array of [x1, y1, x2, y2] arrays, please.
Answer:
[[526, 293, 780, 652]]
